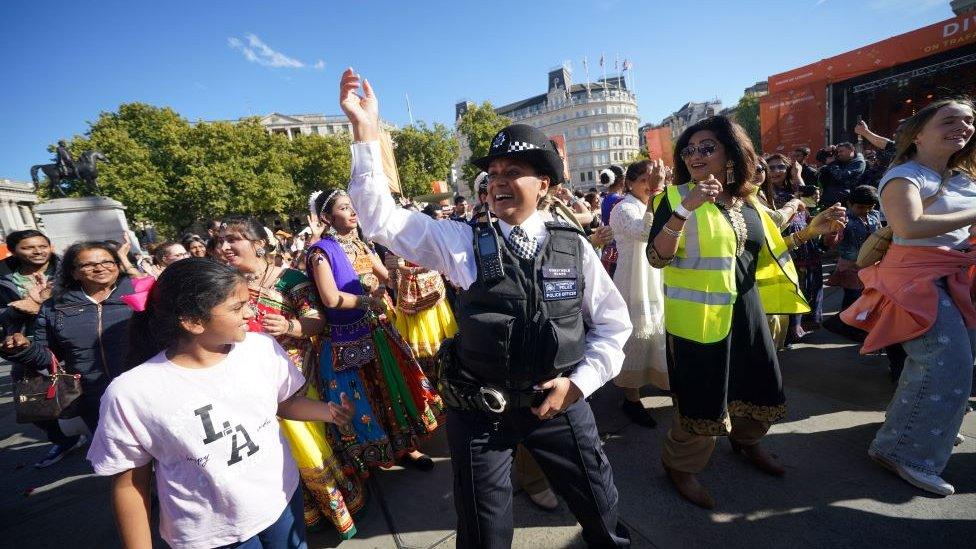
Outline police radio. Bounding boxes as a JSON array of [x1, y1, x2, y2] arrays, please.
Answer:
[[475, 213, 505, 283]]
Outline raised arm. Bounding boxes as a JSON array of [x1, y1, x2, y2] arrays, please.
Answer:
[[854, 120, 893, 150], [608, 198, 653, 241], [339, 69, 477, 289]]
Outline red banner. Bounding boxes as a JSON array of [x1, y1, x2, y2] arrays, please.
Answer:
[[644, 127, 674, 167], [548, 134, 571, 182]]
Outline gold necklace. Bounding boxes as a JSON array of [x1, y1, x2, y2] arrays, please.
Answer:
[[715, 195, 747, 257]]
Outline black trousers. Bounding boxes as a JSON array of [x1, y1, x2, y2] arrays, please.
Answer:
[[447, 399, 630, 549]]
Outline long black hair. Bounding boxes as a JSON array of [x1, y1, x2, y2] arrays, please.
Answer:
[[673, 115, 758, 198], [126, 258, 247, 368], [3, 230, 55, 273], [54, 241, 126, 300]]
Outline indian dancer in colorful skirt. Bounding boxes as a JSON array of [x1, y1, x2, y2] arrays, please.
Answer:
[[389, 255, 458, 376], [307, 189, 445, 475], [218, 215, 365, 538]]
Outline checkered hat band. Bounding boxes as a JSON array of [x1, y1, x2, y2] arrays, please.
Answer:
[[506, 141, 539, 152]]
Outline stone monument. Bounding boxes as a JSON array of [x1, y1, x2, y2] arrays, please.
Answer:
[[34, 196, 131, 252]]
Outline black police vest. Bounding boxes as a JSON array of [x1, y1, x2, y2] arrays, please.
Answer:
[[456, 221, 586, 387]]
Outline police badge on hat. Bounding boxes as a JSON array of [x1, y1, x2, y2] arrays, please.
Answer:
[[472, 124, 565, 185]]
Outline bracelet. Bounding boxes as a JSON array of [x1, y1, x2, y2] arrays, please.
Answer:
[[671, 210, 688, 222], [288, 318, 299, 336], [661, 224, 683, 238], [674, 202, 693, 220]]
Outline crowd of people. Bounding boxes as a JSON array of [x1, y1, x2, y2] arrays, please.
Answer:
[[1, 70, 974, 548]]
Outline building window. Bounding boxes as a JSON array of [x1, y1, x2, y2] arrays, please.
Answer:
[[580, 172, 586, 183], [587, 171, 593, 181]]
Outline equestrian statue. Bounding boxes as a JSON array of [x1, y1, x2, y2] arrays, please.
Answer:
[[30, 140, 108, 196]]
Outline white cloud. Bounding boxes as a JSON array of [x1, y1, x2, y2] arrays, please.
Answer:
[[815, 0, 828, 5], [227, 34, 309, 69], [313, 59, 325, 70]]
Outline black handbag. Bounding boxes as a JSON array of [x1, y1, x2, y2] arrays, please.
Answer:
[[14, 353, 83, 424]]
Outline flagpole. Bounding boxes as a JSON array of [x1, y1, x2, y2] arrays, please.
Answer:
[[583, 56, 591, 98], [601, 52, 607, 92]]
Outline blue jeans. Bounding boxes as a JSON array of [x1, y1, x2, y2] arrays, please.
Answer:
[[870, 285, 975, 475], [218, 488, 307, 549]]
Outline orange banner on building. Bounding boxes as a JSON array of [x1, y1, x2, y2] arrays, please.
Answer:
[[644, 127, 674, 167], [760, 85, 827, 154], [768, 14, 976, 95]]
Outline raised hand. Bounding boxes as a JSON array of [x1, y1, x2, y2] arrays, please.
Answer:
[[339, 68, 379, 142], [306, 213, 326, 241], [649, 159, 667, 193]]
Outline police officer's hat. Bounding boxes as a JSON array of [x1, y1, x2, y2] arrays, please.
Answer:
[[471, 124, 565, 185]]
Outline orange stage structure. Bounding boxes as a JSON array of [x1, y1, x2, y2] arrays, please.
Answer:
[[761, 13, 976, 153]]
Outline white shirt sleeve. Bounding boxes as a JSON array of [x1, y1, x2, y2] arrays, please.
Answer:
[[609, 197, 653, 242], [87, 378, 154, 475], [569, 235, 633, 398], [347, 141, 478, 289]]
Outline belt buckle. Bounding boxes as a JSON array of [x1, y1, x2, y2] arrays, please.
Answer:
[[479, 386, 507, 414]]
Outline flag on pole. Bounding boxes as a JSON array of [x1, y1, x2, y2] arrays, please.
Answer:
[[622, 59, 632, 71], [599, 53, 604, 67]]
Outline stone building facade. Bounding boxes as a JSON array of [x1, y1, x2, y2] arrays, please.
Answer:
[[457, 67, 641, 189], [0, 179, 39, 239]]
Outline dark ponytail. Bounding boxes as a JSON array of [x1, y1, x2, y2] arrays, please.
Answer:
[[126, 258, 247, 368]]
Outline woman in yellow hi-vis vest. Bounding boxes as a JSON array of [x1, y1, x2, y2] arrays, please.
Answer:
[[646, 116, 846, 509]]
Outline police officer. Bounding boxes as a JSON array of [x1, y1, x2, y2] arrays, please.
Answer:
[[339, 69, 632, 547]]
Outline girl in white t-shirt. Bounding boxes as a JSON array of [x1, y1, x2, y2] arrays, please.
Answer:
[[88, 258, 354, 549]]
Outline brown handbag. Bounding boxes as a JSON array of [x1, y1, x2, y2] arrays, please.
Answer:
[[14, 353, 83, 424], [855, 179, 946, 268], [396, 268, 445, 315]]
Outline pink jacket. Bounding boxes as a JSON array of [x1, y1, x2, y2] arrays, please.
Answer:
[[840, 244, 976, 353]]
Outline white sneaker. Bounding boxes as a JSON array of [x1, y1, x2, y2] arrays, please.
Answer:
[[527, 488, 559, 510], [954, 433, 965, 447], [869, 449, 954, 496]]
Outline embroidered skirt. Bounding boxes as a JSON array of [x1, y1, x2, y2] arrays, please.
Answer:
[[320, 319, 445, 476]]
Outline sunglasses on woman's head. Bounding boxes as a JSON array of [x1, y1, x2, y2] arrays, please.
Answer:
[[679, 142, 717, 158]]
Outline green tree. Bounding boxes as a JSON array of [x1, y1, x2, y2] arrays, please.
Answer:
[[734, 94, 762, 154], [391, 122, 460, 198], [287, 132, 352, 207], [457, 102, 510, 192], [63, 103, 319, 233]]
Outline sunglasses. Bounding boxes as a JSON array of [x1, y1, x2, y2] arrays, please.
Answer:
[[679, 142, 717, 158], [769, 165, 788, 172], [756, 165, 766, 173]]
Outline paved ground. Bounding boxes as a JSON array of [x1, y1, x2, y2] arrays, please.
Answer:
[[2, 286, 975, 548]]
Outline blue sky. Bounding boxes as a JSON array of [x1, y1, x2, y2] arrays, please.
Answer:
[[0, 0, 955, 180]]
